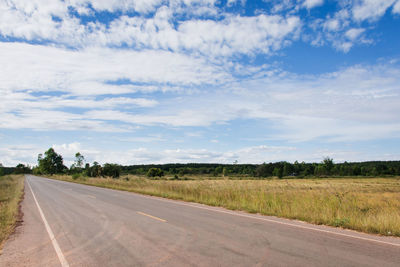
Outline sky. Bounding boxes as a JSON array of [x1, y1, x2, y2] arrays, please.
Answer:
[[1, 0, 400, 167]]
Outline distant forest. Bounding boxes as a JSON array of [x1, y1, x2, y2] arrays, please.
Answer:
[[119, 160, 400, 178], [1, 148, 400, 178]]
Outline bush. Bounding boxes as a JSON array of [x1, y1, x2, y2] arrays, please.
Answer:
[[147, 168, 164, 178], [102, 163, 121, 178]]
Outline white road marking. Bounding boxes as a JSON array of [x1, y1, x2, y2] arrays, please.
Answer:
[[26, 177, 70, 267]]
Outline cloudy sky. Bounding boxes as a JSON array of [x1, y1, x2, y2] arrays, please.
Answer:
[[1, 0, 400, 166]]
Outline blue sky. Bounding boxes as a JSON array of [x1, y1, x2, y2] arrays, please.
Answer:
[[1, 0, 400, 166]]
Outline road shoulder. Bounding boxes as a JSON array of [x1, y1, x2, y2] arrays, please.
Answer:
[[0, 177, 60, 266]]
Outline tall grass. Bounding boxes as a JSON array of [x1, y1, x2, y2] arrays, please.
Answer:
[[50, 175, 400, 236], [0, 175, 24, 249]]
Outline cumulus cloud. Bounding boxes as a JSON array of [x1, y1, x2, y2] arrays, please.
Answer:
[[1, 0, 398, 55], [345, 28, 365, 40], [0, 0, 300, 58], [352, 0, 397, 21], [309, 7, 372, 52], [302, 0, 324, 9], [0, 145, 42, 166]]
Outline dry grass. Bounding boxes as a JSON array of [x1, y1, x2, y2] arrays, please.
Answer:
[[49, 175, 400, 236], [0, 175, 24, 250]]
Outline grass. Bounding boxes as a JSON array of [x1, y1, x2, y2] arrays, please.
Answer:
[[47, 174, 400, 237], [0, 175, 24, 250]]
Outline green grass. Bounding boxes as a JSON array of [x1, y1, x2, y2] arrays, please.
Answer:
[[48, 175, 400, 237], [0, 175, 24, 250]]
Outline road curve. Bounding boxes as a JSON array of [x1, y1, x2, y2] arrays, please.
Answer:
[[1, 175, 400, 266]]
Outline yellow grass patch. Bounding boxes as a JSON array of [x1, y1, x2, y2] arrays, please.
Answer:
[[0, 175, 24, 250]]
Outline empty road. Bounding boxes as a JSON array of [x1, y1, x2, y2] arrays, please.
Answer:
[[1, 175, 400, 266]]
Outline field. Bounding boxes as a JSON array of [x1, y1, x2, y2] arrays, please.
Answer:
[[48, 175, 400, 237], [0, 175, 24, 249]]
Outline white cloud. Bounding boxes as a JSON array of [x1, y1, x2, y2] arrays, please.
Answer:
[[0, 145, 42, 166], [352, 0, 396, 21], [273, 116, 400, 142], [309, 9, 357, 51], [335, 41, 353, 52], [323, 18, 340, 31], [310, 8, 372, 52], [69, 64, 400, 142], [0, 109, 129, 132], [0, 0, 398, 56], [393, 0, 400, 13], [117, 135, 166, 143], [302, 0, 324, 9], [92, 12, 301, 57], [0, 1, 301, 58], [177, 15, 301, 57], [345, 28, 365, 40], [0, 42, 228, 95], [52, 142, 100, 166], [305, 0, 400, 52], [2, 56, 399, 143]]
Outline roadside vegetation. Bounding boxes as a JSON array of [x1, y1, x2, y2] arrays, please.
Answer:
[[0, 175, 24, 249], [48, 174, 400, 237]]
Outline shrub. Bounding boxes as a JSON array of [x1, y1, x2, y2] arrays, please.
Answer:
[[147, 168, 164, 178], [102, 163, 121, 178]]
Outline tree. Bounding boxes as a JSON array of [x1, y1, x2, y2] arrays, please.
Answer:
[[323, 157, 334, 174], [0, 163, 3, 176], [282, 162, 293, 176], [255, 163, 272, 177], [88, 162, 102, 177], [70, 152, 86, 174], [293, 160, 300, 174], [14, 163, 31, 174], [273, 167, 283, 178], [147, 168, 164, 178], [214, 166, 223, 176], [314, 165, 327, 176], [37, 148, 66, 175], [102, 163, 120, 178], [222, 167, 228, 177], [75, 152, 85, 168]]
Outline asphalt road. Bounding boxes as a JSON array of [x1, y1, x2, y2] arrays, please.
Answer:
[[1, 175, 400, 266]]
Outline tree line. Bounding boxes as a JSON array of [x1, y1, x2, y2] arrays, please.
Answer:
[[1, 148, 400, 179], [121, 158, 400, 178], [0, 148, 121, 178]]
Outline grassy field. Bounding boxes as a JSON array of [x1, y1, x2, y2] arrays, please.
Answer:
[[48, 174, 400, 237], [0, 175, 24, 250]]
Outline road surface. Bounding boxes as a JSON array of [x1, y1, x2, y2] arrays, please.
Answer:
[[1, 175, 400, 266]]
